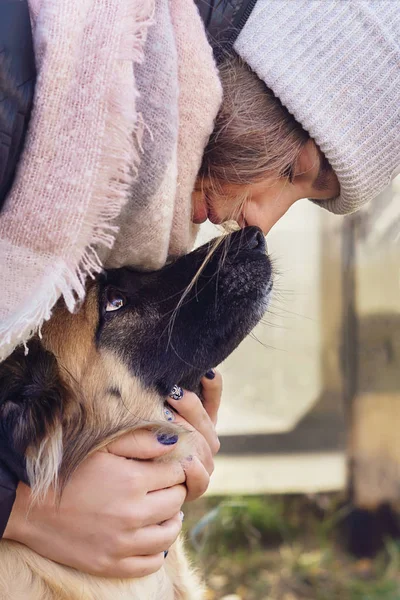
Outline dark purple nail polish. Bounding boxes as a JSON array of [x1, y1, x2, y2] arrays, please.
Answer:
[[157, 433, 179, 445], [164, 550, 169, 558], [169, 385, 184, 400], [205, 369, 215, 380]]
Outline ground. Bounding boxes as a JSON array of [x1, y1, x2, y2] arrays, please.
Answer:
[[183, 494, 400, 600]]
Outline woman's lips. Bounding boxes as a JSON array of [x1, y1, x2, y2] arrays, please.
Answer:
[[207, 210, 223, 225], [205, 195, 225, 225], [192, 193, 246, 227], [192, 194, 221, 225]]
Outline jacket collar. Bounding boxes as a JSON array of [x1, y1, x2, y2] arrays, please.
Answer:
[[194, 0, 257, 59]]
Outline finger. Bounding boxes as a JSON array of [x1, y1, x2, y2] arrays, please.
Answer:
[[183, 456, 210, 502], [101, 553, 166, 579], [201, 369, 222, 426], [158, 410, 215, 476], [141, 485, 187, 526], [138, 459, 186, 492], [106, 428, 180, 460], [190, 434, 215, 476], [167, 389, 220, 455], [117, 512, 183, 557]]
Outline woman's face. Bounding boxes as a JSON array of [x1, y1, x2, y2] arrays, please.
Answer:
[[192, 140, 340, 234]]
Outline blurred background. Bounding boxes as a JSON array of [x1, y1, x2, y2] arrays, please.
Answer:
[[183, 175, 400, 600]]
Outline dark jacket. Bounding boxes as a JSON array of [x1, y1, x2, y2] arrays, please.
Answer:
[[0, 0, 35, 211], [194, 0, 257, 60], [0, 0, 35, 536]]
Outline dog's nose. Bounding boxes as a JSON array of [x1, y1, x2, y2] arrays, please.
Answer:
[[244, 226, 266, 253]]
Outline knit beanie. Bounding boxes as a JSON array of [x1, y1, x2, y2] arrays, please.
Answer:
[[234, 0, 400, 215]]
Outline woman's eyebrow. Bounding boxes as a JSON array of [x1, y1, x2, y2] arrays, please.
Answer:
[[312, 154, 332, 191]]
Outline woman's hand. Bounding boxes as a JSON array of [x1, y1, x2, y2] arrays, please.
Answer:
[[4, 431, 187, 578], [167, 369, 222, 501]]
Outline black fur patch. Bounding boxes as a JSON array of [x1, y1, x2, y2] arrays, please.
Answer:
[[0, 339, 67, 483]]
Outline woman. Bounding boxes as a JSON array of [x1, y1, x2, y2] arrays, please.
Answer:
[[0, 0, 399, 579]]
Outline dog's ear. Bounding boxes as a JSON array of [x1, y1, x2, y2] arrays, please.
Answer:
[[0, 338, 68, 487]]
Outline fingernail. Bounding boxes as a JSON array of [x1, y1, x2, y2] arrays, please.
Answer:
[[179, 511, 185, 522], [164, 550, 169, 558], [163, 406, 175, 422], [204, 369, 215, 380], [157, 433, 179, 445], [169, 385, 184, 400]]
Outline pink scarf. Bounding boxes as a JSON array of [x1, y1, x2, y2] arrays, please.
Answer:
[[0, 0, 222, 360]]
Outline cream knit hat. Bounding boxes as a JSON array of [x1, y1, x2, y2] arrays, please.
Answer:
[[234, 0, 400, 215]]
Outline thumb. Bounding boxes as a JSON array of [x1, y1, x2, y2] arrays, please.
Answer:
[[106, 428, 180, 460]]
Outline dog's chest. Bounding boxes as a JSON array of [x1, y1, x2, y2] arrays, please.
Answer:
[[0, 538, 202, 599]]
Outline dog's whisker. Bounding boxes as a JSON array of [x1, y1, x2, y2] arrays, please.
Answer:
[[248, 330, 285, 352], [267, 304, 315, 321], [165, 236, 227, 346], [168, 339, 201, 371]]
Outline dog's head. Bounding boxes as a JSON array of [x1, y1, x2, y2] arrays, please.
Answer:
[[0, 227, 272, 495], [98, 226, 272, 394]]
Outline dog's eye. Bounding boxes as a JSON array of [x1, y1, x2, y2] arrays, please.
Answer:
[[105, 289, 126, 312]]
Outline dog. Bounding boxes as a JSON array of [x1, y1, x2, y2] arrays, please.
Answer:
[[0, 226, 272, 599]]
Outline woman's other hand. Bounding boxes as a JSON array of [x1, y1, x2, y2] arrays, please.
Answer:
[[4, 431, 187, 578], [166, 369, 222, 501]]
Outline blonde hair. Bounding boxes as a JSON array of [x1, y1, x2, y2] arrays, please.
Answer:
[[198, 54, 310, 189]]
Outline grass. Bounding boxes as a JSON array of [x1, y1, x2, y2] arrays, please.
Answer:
[[182, 494, 400, 600]]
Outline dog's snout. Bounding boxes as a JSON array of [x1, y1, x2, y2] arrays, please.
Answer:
[[244, 226, 266, 253]]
